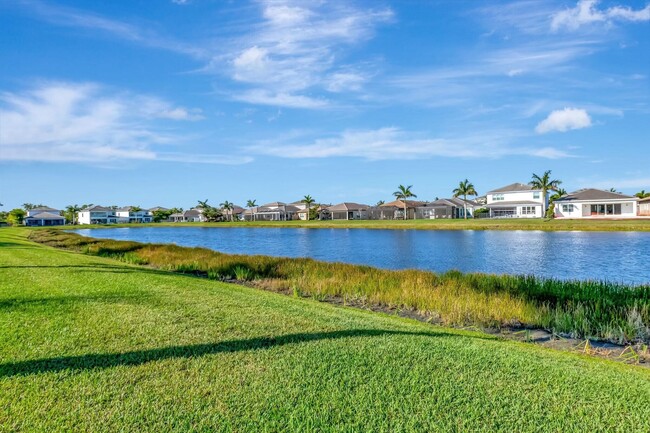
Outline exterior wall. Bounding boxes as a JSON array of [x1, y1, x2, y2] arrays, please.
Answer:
[[487, 191, 544, 205], [640, 202, 650, 216], [555, 200, 638, 218], [77, 211, 118, 224]]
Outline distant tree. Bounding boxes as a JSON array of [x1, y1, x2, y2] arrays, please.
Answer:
[[375, 200, 385, 206], [220, 200, 235, 222], [246, 199, 257, 221], [529, 170, 562, 217], [0, 211, 8, 223], [197, 200, 223, 222], [609, 188, 618, 193], [130, 206, 142, 213], [635, 190, 650, 199], [22, 203, 44, 211], [64, 204, 82, 224], [301, 195, 316, 221], [152, 209, 173, 223], [550, 188, 567, 203], [452, 179, 478, 220], [393, 185, 417, 220], [7, 208, 26, 226]]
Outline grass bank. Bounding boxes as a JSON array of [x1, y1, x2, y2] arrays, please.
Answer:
[[2, 228, 650, 431], [54, 217, 650, 231], [30, 229, 650, 344]]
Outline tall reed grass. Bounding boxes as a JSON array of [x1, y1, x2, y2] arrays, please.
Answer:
[[30, 230, 650, 343]]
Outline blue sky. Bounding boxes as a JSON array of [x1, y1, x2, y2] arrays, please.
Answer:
[[1, 0, 648, 210]]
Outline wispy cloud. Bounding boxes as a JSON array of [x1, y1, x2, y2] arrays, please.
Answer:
[[209, 0, 393, 107], [0, 82, 249, 165], [536, 107, 592, 133], [248, 127, 573, 160], [551, 0, 650, 32], [12, 0, 206, 58]]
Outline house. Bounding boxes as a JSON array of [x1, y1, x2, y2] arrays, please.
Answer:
[[223, 205, 246, 221], [24, 207, 65, 226], [115, 206, 153, 223], [247, 202, 300, 221], [77, 205, 118, 225], [640, 197, 650, 217], [325, 203, 369, 220], [369, 200, 425, 220], [484, 183, 545, 218], [416, 198, 477, 219], [554, 189, 639, 219], [170, 209, 203, 222]]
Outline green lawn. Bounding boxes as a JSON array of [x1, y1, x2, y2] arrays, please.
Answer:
[[62, 217, 650, 231], [1, 229, 649, 432]]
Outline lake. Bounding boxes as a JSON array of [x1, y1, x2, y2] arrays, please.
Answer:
[[72, 227, 650, 285]]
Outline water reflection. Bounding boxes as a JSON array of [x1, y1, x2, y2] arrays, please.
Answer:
[[73, 227, 650, 285]]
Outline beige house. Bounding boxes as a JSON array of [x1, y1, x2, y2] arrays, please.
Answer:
[[325, 203, 369, 220], [640, 197, 650, 216], [370, 200, 424, 220]]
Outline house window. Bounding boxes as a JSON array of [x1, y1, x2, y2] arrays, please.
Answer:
[[493, 194, 504, 201], [533, 192, 540, 199], [590, 204, 622, 215], [521, 206, 536, 215], [561, 204, 573, 213]]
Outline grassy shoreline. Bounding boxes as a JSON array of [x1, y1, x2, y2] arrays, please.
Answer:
[[30, 229, 650, 344], [3, 228, 650, 431], [45, 217, 650, 232]]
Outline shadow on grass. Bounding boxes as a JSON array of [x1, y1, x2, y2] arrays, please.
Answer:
[[0, 329, 450, 378]]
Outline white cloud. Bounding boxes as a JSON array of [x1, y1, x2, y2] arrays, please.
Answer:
[[218, 0, 392, 107], [535, 108, 592, 133], [551, 0, 650, 31], [0, 82, 246, 165], [248, 127, 572, 160]]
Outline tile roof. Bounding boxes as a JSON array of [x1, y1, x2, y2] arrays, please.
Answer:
[[25, 212, 65, 220], [380, 199, 425, 208], [81, 205, 113, 212], [487, 183, 538, 194], [555, 188, 635, 202], [485, 201, 542, 207], [327, 202, 369, 212]]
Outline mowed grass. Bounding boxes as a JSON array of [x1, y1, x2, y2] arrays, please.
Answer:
[[66, 217, 650, 232], [31, 229, 650, 344], [1, 229, 650, 432]]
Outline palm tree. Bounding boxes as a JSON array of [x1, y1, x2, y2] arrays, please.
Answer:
[[65, 204, 81, 225], [635, 190, 650, 199], [452, 179, 478, 219], [529, 170, 562, 216], [220, 200, 234, 222], [376, 200, 385, 206], [393, 185, 417, 220], [301, 195, 316, 221], [550, 188, 567, 202], [246, 199, 257, 221], [609, 188, 618, 193]]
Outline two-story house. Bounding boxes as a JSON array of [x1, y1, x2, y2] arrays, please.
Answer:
[[485, 183, 545, 218], [77, 205, 118, 225], [115, 206, 153, 223], [24, 207, 66, 226]]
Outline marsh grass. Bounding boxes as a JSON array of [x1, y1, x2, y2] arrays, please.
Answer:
[[30, 229, 650, 343]]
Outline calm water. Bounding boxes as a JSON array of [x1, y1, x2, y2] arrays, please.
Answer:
[[73, 227, 650, 285]]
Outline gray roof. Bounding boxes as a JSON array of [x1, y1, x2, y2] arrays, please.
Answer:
[[487, 183, 539, 194], [639, 196, 650, 204], [148, 206, 168, 212], [261, 201, 287, 208], [485, 201, 542, 207], [327, 202, 369, 212], [25, 212, 65, 220], [184, 209, 202, 217], [26, 212, 65, 220], [81, 205, 113, 212], [420, 197, 477, 208], [380, 199, 425, 209], [31, 206, 58, 212], [555, 188, 636, 202]]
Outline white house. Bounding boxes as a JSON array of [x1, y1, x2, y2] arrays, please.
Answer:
[[24, 207, 66, 226], [170, 209, 204, 222], [115, 206, 153, 223], [554, 189, 638, 219], [485, 183, 545, 218], [77, 205, 118, 225], [246, 202, 300, 221]]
